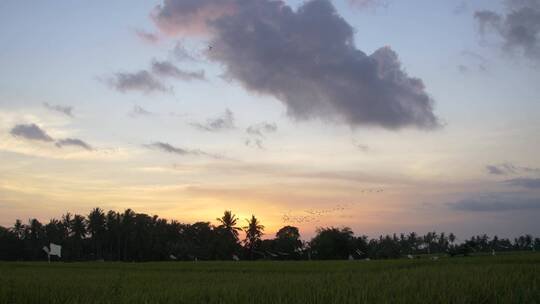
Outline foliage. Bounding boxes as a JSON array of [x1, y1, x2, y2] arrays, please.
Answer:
[[0, 208, 539, 262]]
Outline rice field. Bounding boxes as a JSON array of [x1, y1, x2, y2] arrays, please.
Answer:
[[1, 252, 539, 304]]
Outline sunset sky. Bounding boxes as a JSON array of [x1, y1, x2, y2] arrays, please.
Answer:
[[1, 0, 539, 239]]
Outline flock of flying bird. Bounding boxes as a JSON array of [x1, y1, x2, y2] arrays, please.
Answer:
[[281, 188, 385, 225]]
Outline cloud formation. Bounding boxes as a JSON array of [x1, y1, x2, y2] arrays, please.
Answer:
[[108, 70, 168, 93], [449, 196, 540, 212], [43, 102, 74, 117], [486, 163, 540, 175], [190, 109, 234, 132], [171, 41, 197, 61], [144, 142, 219, 158], [486, 163, 517, 175], [129, 105, 154, 117], [475, 0, 540, 62], [55, 138, 93, 151], [151, 60, 205, 81], [10, 124, 54, 142], [151, 0, 237, 35], [348, 0, 389, 9], [246, 122, 277, 137], [135, 29, 160, 44], [505, 178, 540, 189], [152, 0, 439, 130]]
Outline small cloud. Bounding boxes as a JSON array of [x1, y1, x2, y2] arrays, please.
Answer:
[[55, 138, 93, 151], [449, 197, 540, 212], [129, 105, 154, 117], [171, 41, 197, 61], [453, 1, 468, 15], [190, 109, 234, 132], [246, 122, 277, 137], [457, 64, 469, 74], [108, 70, 169, 94], [459, 50, 489, 73], [505, 178, 540, 189], [144, 142, 221, 158], [475, 1, 540, 62], [245, 138, 264, 149], [355, 143, 370, 152], [10, 123, 54, 142], [151, 60, 205, 81], [348, 0, 389, 10], [486, 163, 539, 176], [135, 29, 160, 44], [486, 163, 518, 175], [43, 102, 74, 117]]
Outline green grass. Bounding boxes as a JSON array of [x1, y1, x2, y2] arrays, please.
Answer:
[[1, 253, 539, 304]]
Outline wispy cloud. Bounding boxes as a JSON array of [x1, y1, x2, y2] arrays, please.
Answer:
[[55, 138, 93, 151], [486, 163, 540, 176], [43, 102, 74, 117], [144, 142, 222, 159], [108, 70, 169, 93], [348, 0, 390, 10], [151, 60, 205, 81], [505, 178, 540, 189], [475, 0, 540, 62], [134, 29, 160, 44], [449, 196, 540, 212], [129, 105, 154, 118], [190, 109, 234, 132], [246, 122, 277, 137]]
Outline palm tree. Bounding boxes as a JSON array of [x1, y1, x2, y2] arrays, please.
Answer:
[[87, 208, 106, 259], [217, 211, 241, 240], [243, 215, 264, 260], [71, 214, 87, 259]]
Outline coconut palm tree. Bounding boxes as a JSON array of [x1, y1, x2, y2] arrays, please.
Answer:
[[243, 215, 264, 260], [87, 208, 106, 259], [216, 210, 241, 240]]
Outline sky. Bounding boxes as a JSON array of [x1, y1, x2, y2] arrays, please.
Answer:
[[0, 0, 539, 239]]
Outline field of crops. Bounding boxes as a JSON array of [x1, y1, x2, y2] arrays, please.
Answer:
[[1, 252, 539, 304]]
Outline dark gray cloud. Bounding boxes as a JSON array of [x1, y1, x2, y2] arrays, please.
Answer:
[[190, 108, 234, 132], [135, 29, 160, 44], [145, 142, 220, 158], [475, 0, 540, 61], [10, 124, 54, 142], [449, 197, 540, 212], [43, 102, 74, 117], [153, 0, 440, 130], [151, 60, 205, 81], [55, 138, 93, 151], [505, 178, 540, 189], [246, 122, 277, 137], [108, 70, 168, 93]]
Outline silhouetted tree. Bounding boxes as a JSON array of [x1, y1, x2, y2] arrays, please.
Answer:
[[243, 215, 264, 260], [310, 227, 354, 260]]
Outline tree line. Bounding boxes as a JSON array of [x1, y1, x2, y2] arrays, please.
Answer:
[[0, 208, 538, 261]]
